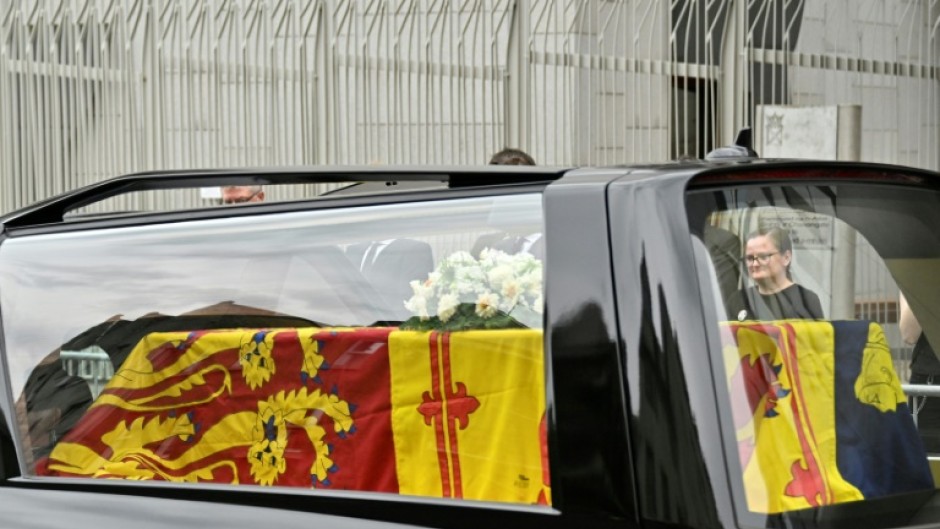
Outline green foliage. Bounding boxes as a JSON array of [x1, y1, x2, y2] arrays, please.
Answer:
[[400, 303, 530, 331]]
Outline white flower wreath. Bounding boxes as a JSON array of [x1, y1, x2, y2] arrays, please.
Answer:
[[402, 249, 543, 330]]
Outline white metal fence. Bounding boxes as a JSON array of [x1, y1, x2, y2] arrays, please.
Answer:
[[1, 0, 939, 213]]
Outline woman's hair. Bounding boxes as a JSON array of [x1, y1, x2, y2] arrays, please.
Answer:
[[747, 226, 793, 279]]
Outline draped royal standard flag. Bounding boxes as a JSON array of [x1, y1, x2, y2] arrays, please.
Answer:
[[723, 320, 933, 514], [388, 329, 550, 505], [39, 326, 399, 492], [830, 320, 934, 499]]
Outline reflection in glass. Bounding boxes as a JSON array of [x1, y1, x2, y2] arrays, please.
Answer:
[[688, 181, 940, 523]]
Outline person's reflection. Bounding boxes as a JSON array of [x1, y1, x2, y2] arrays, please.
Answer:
[[345, 239, 434, 322], [18, 303, 326, 466], [17, 349, 94, 462], [703, 225, 742, 302], [900, 292, 940, 452], [725, 227, 824, 321], [220, 185, 265, 204]]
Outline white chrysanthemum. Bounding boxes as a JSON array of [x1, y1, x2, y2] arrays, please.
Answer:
[[479, 248, 511, 267], [510, 250, 531, 263], [487, 264, 514, 288], [445, 251, 477, 267], [455, 267, 486, 292], [501, 279, 522, 306], [519, 270, 542, 296], [452, 281, 477, 297], [409, 279, 434, 299], [437, 293, 460, 322], [494, 249, 515, 264], [475, 292, 499, 319], [404, 294, 430, 320], [532, 293, 544, 314]]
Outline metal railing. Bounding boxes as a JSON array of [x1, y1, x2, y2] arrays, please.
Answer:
[[60, 346, 113, 398], [1, 0, 939, 213]]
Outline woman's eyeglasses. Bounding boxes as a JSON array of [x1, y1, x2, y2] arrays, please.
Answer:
[[742, 252, 778, 264]]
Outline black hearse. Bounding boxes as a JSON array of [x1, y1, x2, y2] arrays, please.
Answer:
[[0, 151, 939, 529]]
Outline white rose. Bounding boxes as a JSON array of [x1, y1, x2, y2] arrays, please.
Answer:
[[520, 270, 542, 295], [408, 279, 432, 299], [437, 293, 460, 322], [446, 251, 476, 267], [455, 267, 485, 292], [480, 248, 511, 267], [404, 294, 430, 320], [487, 264, 513, 288]]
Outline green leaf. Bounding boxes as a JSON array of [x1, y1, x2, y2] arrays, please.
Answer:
[[399, 303, 527, 331]]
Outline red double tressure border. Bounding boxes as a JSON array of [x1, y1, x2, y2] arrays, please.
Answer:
[[418, 331, 481, 498], [732, 323, 830, 507]]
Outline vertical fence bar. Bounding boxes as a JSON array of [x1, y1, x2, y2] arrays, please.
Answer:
[[506, 0, 528, 153]]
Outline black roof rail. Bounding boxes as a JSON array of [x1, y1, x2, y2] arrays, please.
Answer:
[[1, 166, 568, 228]]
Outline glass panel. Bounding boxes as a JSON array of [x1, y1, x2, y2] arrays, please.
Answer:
[[687, 179, 940, 526], [2, 193, 549, 506]]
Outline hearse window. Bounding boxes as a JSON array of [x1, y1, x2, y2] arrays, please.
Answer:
[[687, 178, 940, 526], [1, 193, 550, 506]]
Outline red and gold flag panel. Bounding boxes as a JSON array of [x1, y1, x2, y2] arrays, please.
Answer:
[[389, 330, 549, 504], [722, 320, 932, 514], [38, 326, 549, 505]]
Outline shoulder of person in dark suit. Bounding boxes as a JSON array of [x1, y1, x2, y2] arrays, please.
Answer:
[[792, 284, 825, 319], [525, 233, 544, 259], [382, 238, 430, 253], [471, 232, 507, 258], [375, 239, 434, 274], [703, 226, 743, 302]]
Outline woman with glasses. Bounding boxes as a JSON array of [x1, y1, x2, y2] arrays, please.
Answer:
[[725, 226, 824, 321]]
